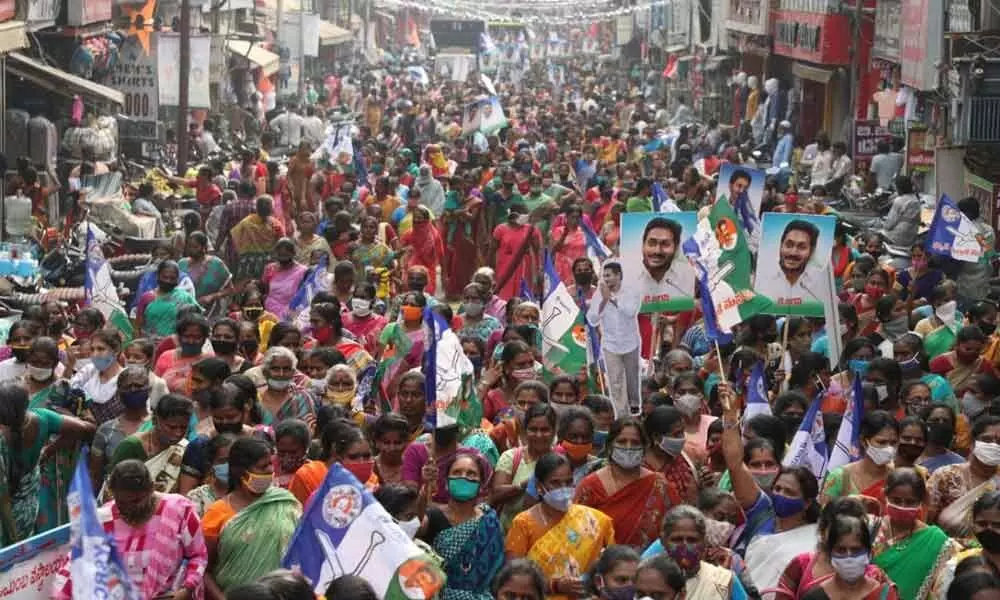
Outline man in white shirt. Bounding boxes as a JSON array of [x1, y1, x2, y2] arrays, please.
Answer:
[[810, 135, 834, 188], [637, 216, 696, 312], [301, 105, 325, 147], [587, 260, 641, 416], [269, 104, 305, 149], [767, 219, 824, 312], [869, 140, 904, 190]]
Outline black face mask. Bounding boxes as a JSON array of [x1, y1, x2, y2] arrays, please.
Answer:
[[158, 281, 178, 293], [762, 333, 778, 344], [214, 421, 243, 435], [979, 528, 1000, 554], [780, 414, 802, 438], [212, 339, 237, 355], [927, 422, 954, 447], [408, 280, 425, 292], [192, 389, 213, 407], [573, 272, 593, 286], [897, 442, 925, 462], [240, 340, 259, 356]]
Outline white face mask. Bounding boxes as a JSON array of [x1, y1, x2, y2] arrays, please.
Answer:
[[674, 393, 702, 417], [514, 213, 529, 226], [936, 300, 958, 325], [830, 552, 869, 583], [866, 444, 896, 466], [351, 298, 372, 317], [397, 517, 421, 539], [27, 365, 53, 382], [974, 441, 1000, 466]]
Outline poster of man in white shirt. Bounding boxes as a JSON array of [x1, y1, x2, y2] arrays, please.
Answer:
[[620, 212, 698, 313], [754, 213, 836, 316]]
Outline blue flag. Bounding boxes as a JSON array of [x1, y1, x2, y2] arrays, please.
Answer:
[[67, 446, 139, 600], [519, 277, 536, 302], [574, 159, 596, 188], [353, 143, 369, 189], [782, 391, 828, 480], [282, 463, 446, 598], [287, 254, 329, 318], [581, 220, 610, 266], [742, 361, 771, 423], [925, 194, 985, 263], [423, 306, 479, 430], [828, 372, 865, 470]]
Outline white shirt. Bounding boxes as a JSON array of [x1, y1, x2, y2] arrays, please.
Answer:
[[636, 259, 696, 311], [269, 112, 305, 147], [302, 116, 326, 146], [70, 363, 121, 405], [586, 288, 641, 354], [0, 358, 25, 385], [767, 265, 824, 311]]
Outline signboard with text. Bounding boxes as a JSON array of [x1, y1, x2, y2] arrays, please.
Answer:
[[0, 525, 70, 600], [873, 0, 901, 61], [25, 0, 58, 30], [900, 0, 944, 90], [105, 36, 158, 140], [906, 121, 934, 173], [726, 0, 769, 36], [853, 119, 892, 171]]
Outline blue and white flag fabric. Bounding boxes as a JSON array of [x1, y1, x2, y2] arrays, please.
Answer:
[[652, 182, 681, 212], [479, 32, 497, 54], [581, 221, 611, 269], [742, 361, 772, 423], [519, 277, 536, 302], [287, 254, 329, 319], [541, 251, 588, 378], [67, 446, 140, 600], [85, 225, 134, 342], [406, 65, 430, 86], [782, 391, 828, 480], [423, 307, 480, 429], [926, 194, 985, 263], [282, 463, 446, 599], [828, 372, 865, 472], [574, 159, 596, 189]]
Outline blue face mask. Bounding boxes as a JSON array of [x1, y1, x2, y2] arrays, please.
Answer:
[[213, 462, 229, 485], [771, 492, 806, 518], [848, 359, 870, 377], [592, 430, 609, 453], [91, 354, 117, 372]]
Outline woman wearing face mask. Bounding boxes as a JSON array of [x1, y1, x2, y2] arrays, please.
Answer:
[[895, 244, 943, 305], [242, 322, 308, 388], [377, 291, 428, 399], [555, 407, 602, 484], [931, 491, 1000, 595], [401, 205, 445, 297], [828, 337, 877, 406], [273, 418, 310, 489], [643, 505, 748, 599], [481, 341, 538, 424], [928, 415, 1000, 545], [491, 201, 542, 301], [109, 394, 194, 496], [551, 205, 588, 287], [203, 437, 301, 597], [177, 379, 254, 494], [931, 326, 998, 397], [821, 411, 899, 505], [918, 405, 966, 473], [188, 358, 231, 432], [257, 347, 316, 430], [373, 413, 410, 485], [289, 420, 376, 505], [89, 366, 152, 489], [586, 544, 641, 600], [806, 515, 900, 599], [506, 453, 614, 598], [210, 320, 247, 375], [774, 391, 809, 442], [186, 433, 237, 516], [863, 358, 904, 414], [719, 383, 821, 590], [421, 448, 503, 600], [894, 333, 961, 413], [457, 283, 502, 343], [574, 416, 669, 549], [136, 260, 201, 338], [342, 282, 388, 356], [308, 302, 373, 373], [154, 314, 214, 395], [872, 293, 912, 357], [493, 403, 557, 531], [915, 284, 962, 360], [52, 459, 208, 600], [179, 231, 234, 318], [869, 468, 960, 599], [374, 483, 432, 544], [643, 406, 698, 507], [322, 364, 363, 420], [851, 268, 892, 336], [669, 373, 715, 463], [894, 416, 930, 470], [634, 554, 688, 600], [0, 320, 43, 383], [260, 238, 307, 321]]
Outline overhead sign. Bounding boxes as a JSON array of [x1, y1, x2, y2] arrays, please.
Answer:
[[157, 33, 211, 108], [430, 19, 485, 49], [105, 35, 158, 140], [900, 0, 944, 90]]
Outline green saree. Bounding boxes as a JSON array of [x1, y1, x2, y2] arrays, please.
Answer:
[[214, 486, 302, 590]]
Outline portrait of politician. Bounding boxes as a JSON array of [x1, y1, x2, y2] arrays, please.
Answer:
[[636, 216, 695, 302], [766, 218, 824, 305]]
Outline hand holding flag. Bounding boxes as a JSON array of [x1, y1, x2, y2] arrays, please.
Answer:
[[926, 195, 985, 263]]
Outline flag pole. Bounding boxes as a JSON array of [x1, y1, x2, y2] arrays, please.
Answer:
[[713, 339, 729, 411]]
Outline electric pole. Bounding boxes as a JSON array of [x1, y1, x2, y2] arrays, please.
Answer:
[[176, 0, 191, 170]]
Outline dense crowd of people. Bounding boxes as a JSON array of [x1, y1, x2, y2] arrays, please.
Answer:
[[1, 57, 1000, 600]]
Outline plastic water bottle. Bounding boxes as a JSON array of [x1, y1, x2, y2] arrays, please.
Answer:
[[4, 194, 31, 238]]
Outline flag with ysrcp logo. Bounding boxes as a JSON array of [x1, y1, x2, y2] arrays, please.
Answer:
[[282, 463, 446, 598], [423, 307, 481, 429], [782, 391, 828, 480], [287, 254, 329, 319], [86, 226, 134, 343], [926, 194, 985, 263], [742, 361, 771, 423], [541, 250, 588, 380], [67, 446, 140, 600], [827, 370, 865, 472]]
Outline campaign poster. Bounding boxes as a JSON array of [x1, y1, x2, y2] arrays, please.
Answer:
[[620, 212, 698, 313], [754, 213, 837, 316], [714, 163, 765, 253]]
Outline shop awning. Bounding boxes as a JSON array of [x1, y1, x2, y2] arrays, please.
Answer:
[[7, 52, 122, 104], [792, 61, 836, 84], [319, 20, 351, 46], [0, 21, 27, 55], [226, 40, 280, 76]]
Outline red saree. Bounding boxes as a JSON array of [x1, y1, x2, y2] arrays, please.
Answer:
[[573, 470, 670, 549]]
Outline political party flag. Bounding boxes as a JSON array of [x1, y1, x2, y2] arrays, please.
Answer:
[[783, 391, 828, 480], [541, 250, 588, 379], [581, 220, 611, 265], [423, 307, 481, 430], [479, 32, 497, 55], [926, 194, 985, 263], [85, 225, 133, 343], [288, 254, 329, 319], [67, 446, 140, 600], [519, 277, 536, 302], [406, 65, 430, 86], [683, 200, 772, 334], [574, 159, 596, 188], [742, 361, 771, 423], [827, 370, 865, 472], [283, 463, 446, 599], [652, 182, 681, 212]]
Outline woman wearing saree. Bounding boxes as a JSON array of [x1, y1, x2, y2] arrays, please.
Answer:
[[915, 291, 961, 360], [342, 283, 388, 356], [261, 238, 308, 321], [204, 437, 301, 599], [401, 205, 445, 297], [850, 268, 892, 336], [179, 232, 233, 318], [109, 394, 194, 496], [154, 313, 215, 394], [376, 292, 428, 406], [136, 260, 201, 338], [927, 415, 1000, 545], [309, 302, 374, 373], [492, 203, 542, 301], [643, 405, 699, 507], [506, 453, 615, 599], [229, 195, 286, 283], [257, 347, 316, 430], [551, 205, 589, 287], [421, 448, 504, 600], [871, 469, 958, 600], [492, 403, 557, 531], [930, 490, 1000, 598], [0, 382, 93, 545], [919, 405, 967, 473], [930, 325, 998, 397], [821, 410, 900, 507], [350, 215, 396, 273], [442, 178, 486, 300], [574, 417, 670, 550]]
